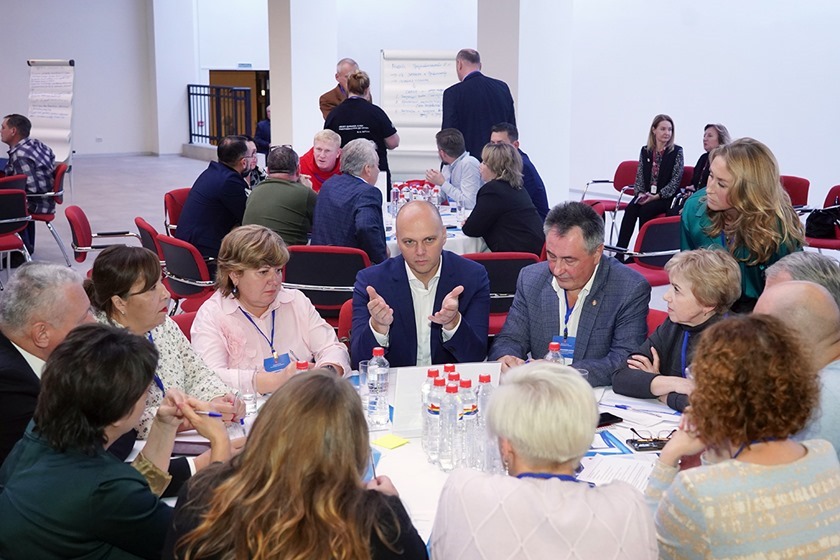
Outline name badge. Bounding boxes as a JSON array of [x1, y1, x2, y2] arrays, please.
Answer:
[[264, 353, 290, 372], [552, 335, 576, 361]]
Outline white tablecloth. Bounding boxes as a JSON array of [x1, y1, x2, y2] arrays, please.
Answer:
[[383, 204, 489, 256]]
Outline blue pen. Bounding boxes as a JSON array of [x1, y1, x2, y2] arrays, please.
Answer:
[[194, 410, 223, 418], [603, 403, 681, 416]]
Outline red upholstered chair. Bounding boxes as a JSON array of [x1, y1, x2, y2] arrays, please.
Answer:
[[171, 312, 197, 342], [65, 205, 140, 263], [135, 217, 185, 313], [164, 187, 191, 236], [0, 174, 27, 191], [607, 216, 681, 287], [646, 308, 668, 337], [282, 246, 371, 328], [337, 299, 353, 350], [580, 160, 638, 243], [156, 234, 215, 311], [806, 185, 840, 252], [780, 175, 810, 207], [26, 163, 72, 266], [462, 252, 540, 336], [0, 189, 32, 283]]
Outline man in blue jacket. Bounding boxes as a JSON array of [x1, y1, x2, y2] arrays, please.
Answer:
[[351, 201, 490, 368], [490, 122, 550, 220]]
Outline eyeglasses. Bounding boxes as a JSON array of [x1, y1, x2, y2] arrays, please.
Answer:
[[629, 428, 676, 442]]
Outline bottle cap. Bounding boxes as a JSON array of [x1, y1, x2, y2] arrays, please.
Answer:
[[296, 360, 308, 370], [549, 341, 561, 352], [447, 372, 460, 382], [479, 374, 491, 383], [446, 383, 459, 393], [427, 368, 440, 378], [459, 379, 472, 389], [372, 347, 385, 357], [433, 377, 446, 387], [443, 363, 456, 373]]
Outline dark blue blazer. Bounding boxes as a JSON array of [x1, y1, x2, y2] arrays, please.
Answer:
[[0, 332, 38, 466], [351, 251, 490, 368], [176, 161, 248, 259], [254, 120, 271, 154], [442, 71, 516, 162], [520, 149, 549, 221]]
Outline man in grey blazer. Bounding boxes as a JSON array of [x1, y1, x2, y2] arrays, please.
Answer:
[[489, 202, 651, 386]]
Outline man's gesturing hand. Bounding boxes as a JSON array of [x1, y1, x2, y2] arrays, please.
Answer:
[[429, 285, 463, 331], [367, 285, 394, 335]]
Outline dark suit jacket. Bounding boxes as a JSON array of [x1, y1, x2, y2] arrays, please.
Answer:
[[520, 149, 549, 220], [254, 119, 271, 154], [176, 161, 249, 259], [351, 251, 490, 368], [488, 256, 651, 386], [0, 331, 39, 466], [442, 71, 516, 162]]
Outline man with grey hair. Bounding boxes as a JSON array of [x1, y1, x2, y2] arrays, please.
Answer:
[[489, 202, 650, 386], [319, 57, 371, 119], [0, 263, 93, 464], [243, 145, 316, 246], [765, 251, 840, 309], [311, 139, 388, 263], [754, 280, 840, 458]]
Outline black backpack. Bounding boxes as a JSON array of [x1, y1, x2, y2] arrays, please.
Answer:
[[805, 207, 840, 238]]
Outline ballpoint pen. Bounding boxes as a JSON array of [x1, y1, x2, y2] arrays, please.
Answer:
[[194, 410, 223, 418], [602, 403, 681, 416]]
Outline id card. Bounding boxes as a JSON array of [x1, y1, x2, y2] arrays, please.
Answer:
[[264, 353, 290, 372], [552, 335, 576, 362]]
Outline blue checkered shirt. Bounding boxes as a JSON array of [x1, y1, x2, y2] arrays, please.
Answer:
[[5, 137, 56, 214]]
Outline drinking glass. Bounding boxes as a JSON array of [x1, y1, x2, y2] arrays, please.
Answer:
[[238, 367, 258, 416]]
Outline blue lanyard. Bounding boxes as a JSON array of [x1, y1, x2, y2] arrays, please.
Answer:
[[517, 472, 594, 487], [239, 307, 278, 359], [732, 438, 777, 459], [146, 332, 166, 395], [562, 291, 575, 341], [680, 331, 690, 377]]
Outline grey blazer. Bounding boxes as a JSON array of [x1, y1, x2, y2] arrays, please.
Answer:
[[488, 255, 651, 386]]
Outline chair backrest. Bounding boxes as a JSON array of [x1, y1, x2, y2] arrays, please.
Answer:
[[0, 174, 28, 192], [822, 185, 840, 208], [680, 166, 694, 188], [164, 187, 191, 236], [337, 299, 353, 349], [780, 175, 810, 207], [65, 205, 93, 263], [613, 160, 639, 193], [283, 246, 371, 318], [0, 190, 30, 236], [647, 308, 668, 337], [632, 216, 681, 270], [171, 312, 197, 342], [157, 234, 214, 297], [135, 217, 165, 260], [53, 163, 68, 205], [462, 252, 540, 314]]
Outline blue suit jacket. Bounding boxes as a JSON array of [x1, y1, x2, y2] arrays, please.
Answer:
[[254, 120, 271, 154], [176, 161, 248, 259], [488, 256, 650, 386], [520, 149, 549, 220], [311, 173, 388, 264], [351, 251, 490, 368], [442, 72, 516, 162]]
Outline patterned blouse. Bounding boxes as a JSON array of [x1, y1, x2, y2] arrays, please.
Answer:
[[96, 313, 232, 438], [645, 439, 840, 558]]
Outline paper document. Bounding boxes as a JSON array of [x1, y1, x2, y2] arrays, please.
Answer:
[[578, 454, 656, 492]]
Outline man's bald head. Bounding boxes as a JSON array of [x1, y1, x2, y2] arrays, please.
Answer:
[[755, 281, 840, 367], [395, 201, 446, 285], [395, 200, 444, 235]]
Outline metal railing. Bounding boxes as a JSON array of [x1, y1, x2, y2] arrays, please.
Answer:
[[187, 85, 252, 145]]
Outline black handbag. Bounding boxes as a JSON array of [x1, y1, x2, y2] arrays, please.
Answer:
[[805, 207, 840, 238]]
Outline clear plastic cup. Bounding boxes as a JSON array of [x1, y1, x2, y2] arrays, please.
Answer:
[[357, 360, 370, 412], [238, 368, 258, 416], [575, 368, 589, 383]]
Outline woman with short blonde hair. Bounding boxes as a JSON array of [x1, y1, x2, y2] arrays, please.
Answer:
[[681, 137, 804, 312], [431, 362, 657, 559], [462, 143, 544, 255]]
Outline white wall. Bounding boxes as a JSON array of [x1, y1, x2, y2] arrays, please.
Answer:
[[0, 0, 154, 155], [565, 0, 840, 207], [196, 0, 270, 71]]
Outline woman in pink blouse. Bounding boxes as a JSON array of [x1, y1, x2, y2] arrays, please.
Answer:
[[192, 225, 350, 395]]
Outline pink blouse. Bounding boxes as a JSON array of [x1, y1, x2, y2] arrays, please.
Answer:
[[191, 288, 351, 393]]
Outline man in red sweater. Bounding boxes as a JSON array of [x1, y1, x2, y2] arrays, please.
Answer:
[[299, 129, 342, 193]]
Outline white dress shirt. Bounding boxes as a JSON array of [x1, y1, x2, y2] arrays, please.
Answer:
[[440, 151, 482, 210], [371, 260, 460, 366], [552, 262, 600, 341], [10, 341, 46, 379]]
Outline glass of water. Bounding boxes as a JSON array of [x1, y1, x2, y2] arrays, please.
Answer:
[[357, 360, 370, 414], [238, 367, 258, 416]]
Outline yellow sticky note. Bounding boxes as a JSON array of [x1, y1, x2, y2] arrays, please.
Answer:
[[371, 434, 410, 450]]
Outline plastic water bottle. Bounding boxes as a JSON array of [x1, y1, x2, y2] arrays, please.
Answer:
[[545, 341, 566, 365], [424, 377, 445, 463], [459, 379, 479, 468], [438, 382, 462, 472], [420, 368, 440, 454], [447, 371, 460, 384], [430, 186, 441, 209], [367, 347, 390, 427], [295, 360, 309, 374], [397, 193, 407, 212], [400, 184, 411, 200], [421, 182, 431, 201], [390, 185, 400, 217], [476, 374, 503, 473], [443, 363, 456, 376]]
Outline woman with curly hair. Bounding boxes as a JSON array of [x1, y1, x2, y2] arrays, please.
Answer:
[[680, 137, 804, 312], [163, 371, 427, 560], [645, 314, 840, 558]]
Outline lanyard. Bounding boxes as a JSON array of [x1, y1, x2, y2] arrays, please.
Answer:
[[517, 472, 594, 487], [562, 291, 575, 341], [239, 307, 278, 360], [732, 438, 778, 459], [680, 331, 690, 377], [146, 332, 166, 395]]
